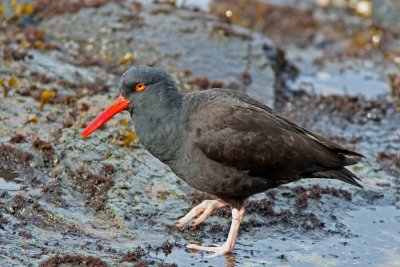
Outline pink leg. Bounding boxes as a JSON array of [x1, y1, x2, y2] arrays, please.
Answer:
[[176, 199, 227, 227], [187, 206, 245, 257]]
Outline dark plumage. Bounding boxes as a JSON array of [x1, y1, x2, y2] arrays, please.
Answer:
[[82, 66, 364, 256], [182, 89, 362, 203]]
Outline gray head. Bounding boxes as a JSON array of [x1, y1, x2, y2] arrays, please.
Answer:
[[119, 66, 181, 114], [81, 66, 182, 138]]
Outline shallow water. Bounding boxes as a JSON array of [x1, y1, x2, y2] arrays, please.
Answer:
[[293, 67, 390, 99], [159, 206, 400, 266]]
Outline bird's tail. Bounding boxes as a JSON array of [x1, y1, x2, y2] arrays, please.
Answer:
[[308, 167, 363, 188]]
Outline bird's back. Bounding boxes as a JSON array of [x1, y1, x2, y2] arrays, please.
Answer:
[[179, 89, 363, 197]]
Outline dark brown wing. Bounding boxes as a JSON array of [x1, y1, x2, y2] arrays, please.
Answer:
[[185, 89, 363, 186]]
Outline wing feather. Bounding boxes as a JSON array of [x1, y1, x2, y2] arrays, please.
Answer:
[[185, 90, 363, 181]]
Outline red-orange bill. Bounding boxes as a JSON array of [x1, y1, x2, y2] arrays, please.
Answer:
[[81, 95, 130, 138]]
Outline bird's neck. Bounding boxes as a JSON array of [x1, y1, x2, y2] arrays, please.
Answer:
[[132, 89, 184, 164]]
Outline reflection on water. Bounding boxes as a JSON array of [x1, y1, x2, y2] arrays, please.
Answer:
[[224, 252, 237, 267]]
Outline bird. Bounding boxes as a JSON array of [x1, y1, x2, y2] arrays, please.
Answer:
[[81, 66, 363, 257]]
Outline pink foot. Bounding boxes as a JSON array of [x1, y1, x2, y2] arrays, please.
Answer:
[[176, 199, 227, 227], [187, 243, 232, 258], [185, 207, 245, 257]]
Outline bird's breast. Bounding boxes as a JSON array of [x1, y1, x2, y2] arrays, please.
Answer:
[[132, 115, 184, 164]]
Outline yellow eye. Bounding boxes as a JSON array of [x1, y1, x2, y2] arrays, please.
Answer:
[[135, 83, 145, 92]]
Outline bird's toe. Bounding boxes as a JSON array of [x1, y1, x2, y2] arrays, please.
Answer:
[[187, 243, 232, 257], [191, 206, 214, 226], [176, 199, 226, 227]]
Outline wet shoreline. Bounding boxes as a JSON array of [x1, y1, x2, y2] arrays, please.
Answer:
[[1, 1, 399, 266]]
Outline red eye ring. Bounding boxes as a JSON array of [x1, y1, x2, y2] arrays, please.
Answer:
[[135, 83, 145, 92]]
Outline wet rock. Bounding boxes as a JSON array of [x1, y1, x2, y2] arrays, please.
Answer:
[[263, 43, 299, 98], [158, 263, 178, 267], [101, 163, 116, 176], [211, 1, 317, 46], [134, 259, 151, 267], [377, 151, 400, 167], [12, 194, 33, 211], [150, 5, 174, 15], [211, 24, 252, 40], [18, 231, 33, 239], [295, 191, 309, 211], [300, 212, 325, 229], [315, 95, 386, 123], [302, 185, 353, 202], [32, 137, 55, 168], [2, 46, 28, 61], [42, 180, 63, 204], [39, 254, 109, 267], [121, 246, 146, 263], [39, 2, 276, 106], [33, 0, 123, 20], [208, 223, 223, 233], [0, 1, 399, 266], [0, 144, 33, 168], [156, 240, 174, 256], [185, 190, 215, 206], [190, 77, 225, 91], [0, 212, 9, 228], [32, 137, 53, 151], [389, 73, 400, 107], [272, 210, 325, 229], [277, 254, 288, 261], [246, 199, 275, 216], [9, 133, 27, 144], [265, 189, 277, 200], [71, 166, 115, 211]]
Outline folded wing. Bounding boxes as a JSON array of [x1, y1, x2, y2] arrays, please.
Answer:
[[186, 90, 363, 187]]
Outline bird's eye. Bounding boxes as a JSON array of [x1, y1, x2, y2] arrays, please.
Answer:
[[135, 83, 145, 92]]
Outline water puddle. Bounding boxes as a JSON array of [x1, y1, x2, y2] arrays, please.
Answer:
[[292, 68, 390, 99], [0, 167, 22, 191], [149, 206, 400, 267]]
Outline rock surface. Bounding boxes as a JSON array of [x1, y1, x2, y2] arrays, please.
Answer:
[[0, 1, 399, 267]]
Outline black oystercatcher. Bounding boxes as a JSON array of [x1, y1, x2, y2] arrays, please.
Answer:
[[82, 66, 363, 256]]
